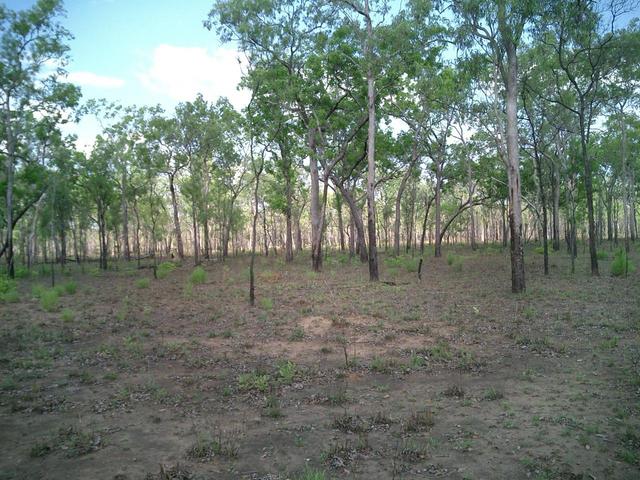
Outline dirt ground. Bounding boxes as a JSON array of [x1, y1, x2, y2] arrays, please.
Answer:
[[1, 245, 639, 480]]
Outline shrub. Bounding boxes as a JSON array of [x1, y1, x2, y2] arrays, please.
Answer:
[[135, 278, 150, 289], [238, 372, 271, 392], [156, 261, 176, 279], [596, 251, 609, 260], [260, 297, 273, 310], [190, 266, 206, 284], [446, 253, 464, 271], [0, 274, 16, 295], [14, 267, 31, 279], [63, 281, 77, 295], [31, 284, 47, 298], [1, 289, 20, 303], [611, 249, 635, 277], [534, 246, 544, 255], [40, 289, 60, 312], [61, 308, 74, 323], [276, 360, 296, 384]]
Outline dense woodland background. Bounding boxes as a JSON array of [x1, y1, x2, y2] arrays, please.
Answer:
[[2, 0, 640, 294]]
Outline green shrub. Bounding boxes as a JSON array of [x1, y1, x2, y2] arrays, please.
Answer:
[[63, 281, 77, 295], [238, 372, 271, 392], [14, 267, 31, 279], [40, 290, 60, 312], [596, 251, 609, 260], [447, 253, 464, 271], [190, 266, 206, 284], [135, 278, 150, 289], [156, 261, 177, 279], [611, 249, 635, 277], [276, 360, 296, 384], [2, 289, 20, 303], [61, 308, 74, 322], [0, 274, 16, 295], [534, 246, 544, 255], [31, 284, 47, 298]]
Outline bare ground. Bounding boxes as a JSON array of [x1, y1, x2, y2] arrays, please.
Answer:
[[1, 245, 639, 480]]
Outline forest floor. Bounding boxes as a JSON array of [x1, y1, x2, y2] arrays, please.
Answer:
[[1, 244, 639, 480]]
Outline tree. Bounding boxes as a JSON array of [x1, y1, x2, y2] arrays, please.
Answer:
[[0, 0, 80, 277], [453, 0, 536, 292]]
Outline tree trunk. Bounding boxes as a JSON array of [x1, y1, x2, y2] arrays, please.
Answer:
[[169, 174, 185, 259], [4, 104, 15, 278], [579, 114, 599, 275], [505, 40, 525, 292], [434, 159, 443, 257], [552, 162, 561, 250], [394, 142, 418, 256], [308, 128, 323, 271], [419, 194, 435, 256], [121, 169, 130, 261], [192, 202, 200, 266], [364, 0, 378, 281], [285, 170, 294, 262]]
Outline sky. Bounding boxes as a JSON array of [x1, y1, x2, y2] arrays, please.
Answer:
[[6, 0, 250, 151]]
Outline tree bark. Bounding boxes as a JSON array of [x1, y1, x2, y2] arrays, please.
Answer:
[[504, 40, 525, 292], [308, 127, 323, 271], [364, 0, 379, 282]]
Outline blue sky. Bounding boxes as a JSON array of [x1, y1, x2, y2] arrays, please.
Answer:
[[6, 0, 249, 150]]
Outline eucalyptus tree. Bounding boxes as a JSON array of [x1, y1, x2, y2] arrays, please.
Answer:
[[536, 0, 638, 274], [78, 138, 116, 270], [145, 113, 187, 259], [207, 0, 338, 271], [0, 0, 81, 277], [173, 95, 220, 263], [453, 0, 538, 292]]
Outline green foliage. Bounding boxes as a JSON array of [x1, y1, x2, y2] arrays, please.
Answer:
[[135, 278, 150, 289], [1, 276, 20, 303], [289, 326, 305, 341], [596, 251, 609, 260], [238, 372, 271, 392], [190, 266, 206, 284], [63, 281, 77, 294], [611, 249, 635, 277], [384, 255, 419, 273], [156, 261, 177, 279], [260, 297, 273, 310], [276, 360, 297, 384], [61, 308, 74, 322], [40, 289, 60, 312], [295, 467, 327, 480], [446, 253, 464, 271], [534, 246, 544, 254]]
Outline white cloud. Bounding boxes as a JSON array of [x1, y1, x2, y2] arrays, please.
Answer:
[[137, 44, 250, 110], [67, 71, 125, 89]]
